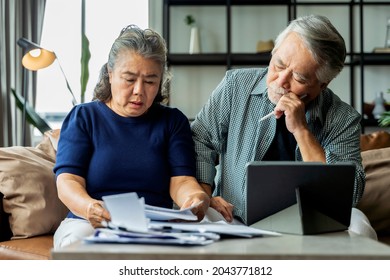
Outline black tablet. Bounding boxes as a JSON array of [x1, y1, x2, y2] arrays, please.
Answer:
[[245, 161, 356, 235]]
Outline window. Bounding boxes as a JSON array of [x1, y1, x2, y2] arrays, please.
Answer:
[[36, 0, 149, 130]]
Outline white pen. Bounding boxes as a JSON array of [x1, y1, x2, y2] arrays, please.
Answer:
[[260, 94, 308, 121]]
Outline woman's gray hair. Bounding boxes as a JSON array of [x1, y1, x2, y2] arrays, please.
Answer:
[[93, 24, 171, 103], [272, 15, 346, 84]]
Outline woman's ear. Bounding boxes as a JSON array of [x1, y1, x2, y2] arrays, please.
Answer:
[[108, 67, 113, 84]]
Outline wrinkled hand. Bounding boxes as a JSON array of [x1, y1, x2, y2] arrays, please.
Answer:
[[210, 196, 234, 222], [180, 192, 210, 221], [274, 93, 307, 133], [86, 200, 111, 228]]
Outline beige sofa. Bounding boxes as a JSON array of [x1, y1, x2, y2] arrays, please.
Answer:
[[1, 130, 390, 260]]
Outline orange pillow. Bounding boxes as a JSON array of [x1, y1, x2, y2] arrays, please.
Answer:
[[360, 131, 390, 152]]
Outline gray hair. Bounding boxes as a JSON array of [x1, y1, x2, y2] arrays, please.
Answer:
[[272, 15, 346, 83], [93, 25, 171, 103]]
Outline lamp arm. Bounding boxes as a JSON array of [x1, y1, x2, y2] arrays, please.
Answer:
[[56, 54, 78, 106]]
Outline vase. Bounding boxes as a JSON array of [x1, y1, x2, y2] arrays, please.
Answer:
[[373, 91, 386, 119], [189, 26, 200, 54], [385, 17, 390, 48]]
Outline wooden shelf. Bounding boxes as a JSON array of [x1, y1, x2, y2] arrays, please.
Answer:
[[167, 53, 272, 66], [352, 53, 390, 65], [166, 0, 289, 5], [167, 54, 227, 66]]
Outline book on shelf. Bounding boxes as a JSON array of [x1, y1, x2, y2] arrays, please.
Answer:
[[373, 47, 390, 53]]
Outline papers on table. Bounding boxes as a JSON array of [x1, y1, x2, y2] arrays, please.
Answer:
[[102, 192, 198, 232], [85, 192, 281, 246], [145, 203, 199, 221], [151, 208, 281, 238], [84, 227, 216, 246]]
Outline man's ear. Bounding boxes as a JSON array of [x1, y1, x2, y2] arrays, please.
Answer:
[[320, 82, 329, 91]]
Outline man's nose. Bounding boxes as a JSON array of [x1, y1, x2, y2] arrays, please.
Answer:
[[277, 70, 291, 89]]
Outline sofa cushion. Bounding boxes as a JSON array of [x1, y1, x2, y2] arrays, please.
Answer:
[[0, 131, 68, 239], [357, 147, 390, 235]]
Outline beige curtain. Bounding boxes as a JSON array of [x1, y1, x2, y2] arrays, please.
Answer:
[[0, 0, 46, 147]]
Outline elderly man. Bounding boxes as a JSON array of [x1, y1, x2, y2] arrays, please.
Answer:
[[192, 15, 377, 239]]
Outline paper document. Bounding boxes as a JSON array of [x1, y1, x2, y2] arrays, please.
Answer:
[[84, 228, 214, 246], [86, 192, 281, 246], [102, 192, 198, 232], [150, 208, 281, 238], [145, 203, 198, 221], [102, 192, 148, 232]]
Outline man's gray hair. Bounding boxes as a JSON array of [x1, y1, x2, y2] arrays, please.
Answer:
[[272, 15, 346, 84]]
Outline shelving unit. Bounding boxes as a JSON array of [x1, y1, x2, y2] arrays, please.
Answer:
[[163, 0, 390, 131], [356, 1, 390, 131], [163, 0, 293, 68]]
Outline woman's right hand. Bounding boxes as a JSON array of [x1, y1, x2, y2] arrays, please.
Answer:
[[86, 200, 111, 228]]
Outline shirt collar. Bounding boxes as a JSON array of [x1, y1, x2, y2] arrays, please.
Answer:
[[250, 67, 269, 97], [305, 90, 326, 126]]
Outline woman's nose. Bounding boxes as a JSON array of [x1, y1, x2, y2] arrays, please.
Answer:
[[133, 80, 143, 95]]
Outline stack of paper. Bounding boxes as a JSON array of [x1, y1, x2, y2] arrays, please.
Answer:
[[85, 227, 216, 246], [145, 203, 198, 221], [84, 192, 281, 246]]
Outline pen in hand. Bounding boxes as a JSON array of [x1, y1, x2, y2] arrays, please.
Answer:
[[260, 94, 307, 121]]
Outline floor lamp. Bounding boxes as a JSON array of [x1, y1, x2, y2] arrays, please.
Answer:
[[17, 37, 77, 145]]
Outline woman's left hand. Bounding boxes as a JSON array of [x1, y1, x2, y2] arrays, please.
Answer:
[[180, 192, 210, 221]]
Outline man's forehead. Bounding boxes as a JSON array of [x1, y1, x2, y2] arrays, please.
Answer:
[[275, 35, 319, 80]]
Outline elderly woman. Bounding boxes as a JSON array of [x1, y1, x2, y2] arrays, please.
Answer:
[[53, 25, 210, 248]]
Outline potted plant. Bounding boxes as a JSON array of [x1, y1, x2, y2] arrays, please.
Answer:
[[185, 14, 200, 54], [378, 89, 390, 127]]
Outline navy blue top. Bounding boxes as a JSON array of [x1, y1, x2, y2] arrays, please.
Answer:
[[54, 101, 196, 218]]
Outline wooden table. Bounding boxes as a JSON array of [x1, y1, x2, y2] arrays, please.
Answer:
[[51, 231, 390, 260]]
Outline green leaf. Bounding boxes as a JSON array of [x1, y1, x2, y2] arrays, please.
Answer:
[[185, 15, 195, 26], [11, 88, 52, 134], [80, 33, 91, 104], [80, 0, 90, 104], [378, 111, 390, 127]]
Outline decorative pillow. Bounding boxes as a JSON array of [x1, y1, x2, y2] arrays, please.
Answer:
[[0, 131, 68, 239], [40, 129, 60, 152], [360, 131, 390, 152], [357, 147, 390, 235]]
